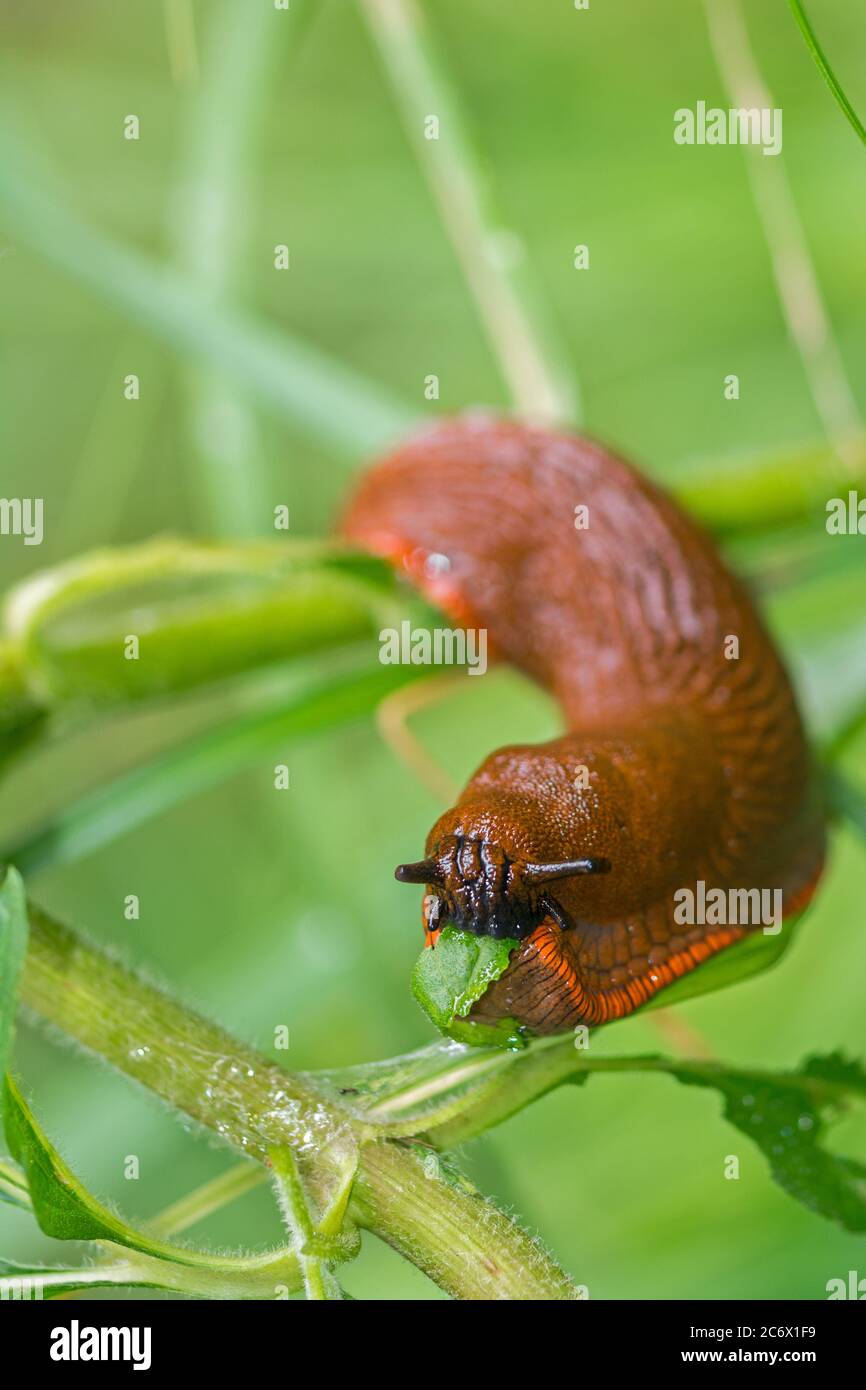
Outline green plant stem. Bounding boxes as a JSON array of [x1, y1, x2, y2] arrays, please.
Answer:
[[95, 1242, 301, 1299], [349, 1138, 581, 1299], [20, 908, 339, 1159], [665, 436, 866, 534], [4, 538, 389, 642], [359, 0, 578, 425], [1, 1257, 296, 1300], [788, 0, 866, 149], [432, 1047, 866, 1150], [270, 1147, 333, 1300], [4, 538, 400, 710], [20, 907, 580, 1300], [0, 534, 430, 875]]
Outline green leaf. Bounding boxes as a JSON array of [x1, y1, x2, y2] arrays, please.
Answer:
[[3, 1075, 289, 1279], [799, 1051, 866, 1096], [411, 925, 525, 1049], [3, 1073, 167, 1249], [0, 867, 28, 1115], [670, 1055, 866, 1232], [318, 1029, 866, 1231], [417, 1042, 866, 1231]]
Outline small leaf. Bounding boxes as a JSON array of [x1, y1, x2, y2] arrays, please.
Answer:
[[411, 925, 525, 1048], [0, 867, 28, 1116], [3, 1075, 276, 1268], [669, 1057, 866, 1232], [4, 1074, 144, 1246]]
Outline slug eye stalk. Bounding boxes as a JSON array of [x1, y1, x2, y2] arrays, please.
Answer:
[[394, 855, 610, 887], [395, 846, 613, 942], [395, 859, 443, 885], [522, 858, 611, 883]]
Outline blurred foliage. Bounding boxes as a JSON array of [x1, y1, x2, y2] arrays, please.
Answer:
[[1, 0, 865, 1299]]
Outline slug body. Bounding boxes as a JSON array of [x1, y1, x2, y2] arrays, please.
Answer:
[[341, 417, 825, 1033]]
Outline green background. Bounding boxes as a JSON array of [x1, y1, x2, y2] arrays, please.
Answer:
[[2, 0, 866, 1298]]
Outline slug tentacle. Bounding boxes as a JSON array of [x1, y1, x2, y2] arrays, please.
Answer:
[[396, 835, 611, 942], [341, 417, 826, 1033]]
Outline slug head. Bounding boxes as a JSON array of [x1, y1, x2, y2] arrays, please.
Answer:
[[395, 833, 610, 942]]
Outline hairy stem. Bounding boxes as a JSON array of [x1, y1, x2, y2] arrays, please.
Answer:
[[269, 1147, 335, 1300], [351, 1139, 581, 1299], [19, 906, 580, 1300]]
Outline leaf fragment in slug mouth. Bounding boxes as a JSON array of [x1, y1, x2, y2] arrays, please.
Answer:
[[411, 924, 525, 1049]]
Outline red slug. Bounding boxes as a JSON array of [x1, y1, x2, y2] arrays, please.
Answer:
[[341, 417, 825, 1034]]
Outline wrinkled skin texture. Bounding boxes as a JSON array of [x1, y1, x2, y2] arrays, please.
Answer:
[[341, 416, 825, 1032]]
